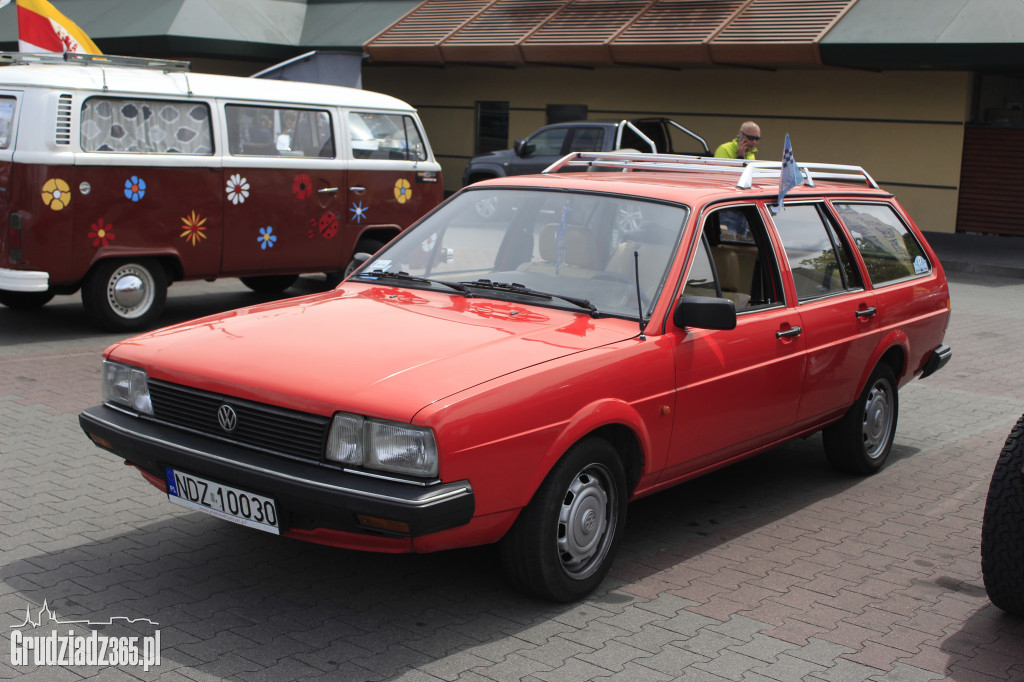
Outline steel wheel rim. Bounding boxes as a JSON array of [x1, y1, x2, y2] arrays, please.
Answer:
[[556, 463, 618, 580], [106, 264, 155, 319], [862, 379, 894, 460]]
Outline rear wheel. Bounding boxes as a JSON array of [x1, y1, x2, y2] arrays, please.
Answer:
[[0, 290, 55, 310], [981, 414, 1024, 616], [823, 363, 898, 474], [332, 239, 385, 284], [82, 259, 167, 332], [240, 274, 298, 294], [499, 437, 627, 602]]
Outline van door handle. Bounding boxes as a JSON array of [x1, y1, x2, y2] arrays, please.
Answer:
[[776, 326, 802, 339], [855, 306, 877, 319], [318, 187, 339, 194], [348, 186, 365, 194]]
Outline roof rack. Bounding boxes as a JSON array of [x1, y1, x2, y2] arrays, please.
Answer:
[[0, 52, 191, 72], [544, 152, 879, 190]]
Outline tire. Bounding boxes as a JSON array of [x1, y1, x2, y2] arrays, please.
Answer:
[[336, 239, 385, 283], [81, 259, 167, 332], [981, 414, 1024, 616], [0, 290, 55, 310], [240, 274, 298, 294], [823, 363, 898, 475], [499, 437, 627, 602]]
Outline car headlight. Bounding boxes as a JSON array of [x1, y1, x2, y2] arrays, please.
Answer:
[[326, 413, 438, 478], [100, 360, 153, 415]]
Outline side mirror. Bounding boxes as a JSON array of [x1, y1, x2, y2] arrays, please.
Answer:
[[513, 139, 532, 157], [673, 295, 737, 330], [350, 252, 372, 272]]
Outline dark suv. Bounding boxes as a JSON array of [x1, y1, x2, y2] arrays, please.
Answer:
[[462, 117, 709, 188]]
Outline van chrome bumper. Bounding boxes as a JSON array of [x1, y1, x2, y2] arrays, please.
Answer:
[[0, 268, 49, 292]]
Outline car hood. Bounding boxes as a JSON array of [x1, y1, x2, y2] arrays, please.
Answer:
[[108, 283, 639, 422]]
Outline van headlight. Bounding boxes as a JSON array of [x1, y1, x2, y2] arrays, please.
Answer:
[[100, 360, 153, 415], [326, 413, 438, 477]]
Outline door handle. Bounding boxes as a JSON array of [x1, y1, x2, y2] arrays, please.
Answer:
[[318, 187, 339, 194], [855, 306, 878, 319], [776, 326, 802, 339], [348, 186, 366, 194]]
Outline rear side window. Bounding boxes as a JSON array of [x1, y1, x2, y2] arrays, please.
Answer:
[[81, 97, 213, 154], [771, 203, 862, 301], [568, 127, 604, 152], [0, 96, 14, 149], [348, 112, 426, 161], [226, 105, 334, 158], [833, 203, 931, 286]]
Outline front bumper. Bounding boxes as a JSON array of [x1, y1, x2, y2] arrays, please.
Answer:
[[79, 404, 474, 539], [0, 268, 49, 292]]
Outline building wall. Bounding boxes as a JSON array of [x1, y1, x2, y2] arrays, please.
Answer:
[[363, 64, 971, 234]]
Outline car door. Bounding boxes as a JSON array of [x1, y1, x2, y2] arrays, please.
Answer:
[[767, 202, 881, 423], [660, 204, 805, 481], [221, 103, 345, 275], [506, 125, 571, 176]]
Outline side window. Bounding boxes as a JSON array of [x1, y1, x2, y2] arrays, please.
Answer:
[[81, 97, 212, 154], [348, 112, 426, 161], [833, 203, 932, 286], [226, 105, 333, 157], [0, 96, 15, 149], [693, 205, 784, 312], [525, 127, 569, 156], [568, 127, 604, 152], [771, 203, 862, 301]]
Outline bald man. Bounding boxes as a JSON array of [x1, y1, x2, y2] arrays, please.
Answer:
[[714, 121, 760, 160]]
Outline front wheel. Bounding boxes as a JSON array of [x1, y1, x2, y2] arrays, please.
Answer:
[[240, 274, 298, 294], [333, 239, 385, 284], [823, 363, 898, 474], [0, 290, 55, 310], [82, 259, 167, 332], [981, 414, 1024, 616], [499, 437, 627, 602]]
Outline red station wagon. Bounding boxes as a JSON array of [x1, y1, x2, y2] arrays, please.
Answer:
[[80, 153, 952, 601]]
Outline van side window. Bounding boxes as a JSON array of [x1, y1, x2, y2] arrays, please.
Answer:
[[225, 105, 333, 158], [0, 97, 14, 149], [833, 202, 932, 286], [81, 98, 212, 154], [770, 203, 862, 301], [348, 112, 427, 161]]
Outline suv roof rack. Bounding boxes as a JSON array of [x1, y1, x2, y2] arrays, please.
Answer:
[[0, 52, 191, 72], [544, 152, 879, 190]]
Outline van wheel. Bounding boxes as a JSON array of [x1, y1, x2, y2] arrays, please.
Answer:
[[0, 290, 55, 310], [240, 275, 298, 294], [499, 437, 627, 602], [981, 413, 1024, 616], [334, 239, 386, 284], [82, 259, 167, 332], [823, 363, 898, 475]]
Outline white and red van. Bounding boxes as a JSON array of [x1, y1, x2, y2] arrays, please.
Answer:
[[0, 52, 443, 330]]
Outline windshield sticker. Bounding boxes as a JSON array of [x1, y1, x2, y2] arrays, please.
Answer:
[[180, 211, 208, 247], [124, 175, 146, 202], [374, 259, 392, 272], [913, 255, 929, 274], [41, 178, 71, 211]]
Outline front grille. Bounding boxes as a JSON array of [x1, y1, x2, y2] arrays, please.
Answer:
[[148, 380, 331, 463]]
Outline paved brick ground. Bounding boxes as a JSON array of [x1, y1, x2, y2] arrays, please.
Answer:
[[2, 272, 1023, 681]]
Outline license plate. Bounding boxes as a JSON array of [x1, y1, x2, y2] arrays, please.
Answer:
[[164, 468, 280, 535]]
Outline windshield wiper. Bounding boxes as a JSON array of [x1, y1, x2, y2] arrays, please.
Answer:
[[460, 279, 599, 316], [358, 270, 471, 296]]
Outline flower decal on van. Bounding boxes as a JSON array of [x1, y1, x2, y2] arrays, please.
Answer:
[[226, 174, 250, 205], [258, 226, 277, 250], [180, 211, 208, 247], [88, 218, 115, 247], [394, 178, 412, 204], [42, 178, 71, 211], [293, 174, 313, 200], [124, 176, 146, 202]]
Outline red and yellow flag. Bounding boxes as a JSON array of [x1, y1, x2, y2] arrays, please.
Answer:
[[11, 0, 102, 54]]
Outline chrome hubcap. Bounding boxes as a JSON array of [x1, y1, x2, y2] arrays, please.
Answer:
[[556, 464, 616, 579], [862, 380, 894, 460], [106, 265, 154, 319]]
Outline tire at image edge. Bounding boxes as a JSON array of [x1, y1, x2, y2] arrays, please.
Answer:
[[981, 413, 1024, 616]]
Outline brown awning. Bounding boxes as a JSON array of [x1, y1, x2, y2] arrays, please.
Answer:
[[365, 0, 858, 67]]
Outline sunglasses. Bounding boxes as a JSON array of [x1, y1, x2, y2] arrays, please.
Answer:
[[741, 133, 760, 142]]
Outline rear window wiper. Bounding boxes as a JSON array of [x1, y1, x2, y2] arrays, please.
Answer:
[[460, 279, 599, 316], [358, 269, 471, 296]]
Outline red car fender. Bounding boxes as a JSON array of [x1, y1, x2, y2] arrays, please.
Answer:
[[861, 329, 910, 391]]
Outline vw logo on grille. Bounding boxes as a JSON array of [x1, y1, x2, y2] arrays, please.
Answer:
[[217, 404, 238, 433]]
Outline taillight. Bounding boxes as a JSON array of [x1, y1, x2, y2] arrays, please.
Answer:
[[8, 212, 22, 262]]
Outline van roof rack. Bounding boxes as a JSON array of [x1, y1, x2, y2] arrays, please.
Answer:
[[544, 151, 879, 190], [0, 52, 190, 72]]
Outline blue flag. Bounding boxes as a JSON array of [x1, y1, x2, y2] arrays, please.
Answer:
[[775, 133, 803, 212]]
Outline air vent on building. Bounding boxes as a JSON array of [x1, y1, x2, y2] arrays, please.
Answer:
[[55, 94, 73, 145]]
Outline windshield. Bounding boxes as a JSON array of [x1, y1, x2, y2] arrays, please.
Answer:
[[357, 188, 688, 319]]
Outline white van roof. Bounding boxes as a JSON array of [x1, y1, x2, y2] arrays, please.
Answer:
[[0, 59, 415, 112]]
